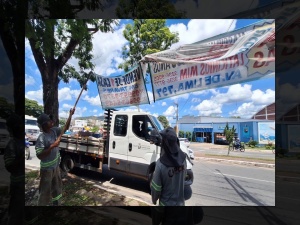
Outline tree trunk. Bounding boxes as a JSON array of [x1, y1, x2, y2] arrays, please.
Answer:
[[42, 71, 60, 127]]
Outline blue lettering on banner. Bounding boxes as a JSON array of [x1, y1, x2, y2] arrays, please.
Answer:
[[97, 76, 111, 87], [239, 28, 272, 52], [155, 69, 243, 98]]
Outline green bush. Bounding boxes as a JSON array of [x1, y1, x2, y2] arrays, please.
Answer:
[[247, 140, 258, 147]]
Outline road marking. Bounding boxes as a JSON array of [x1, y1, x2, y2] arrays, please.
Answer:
[[213, 172, 275, 183]]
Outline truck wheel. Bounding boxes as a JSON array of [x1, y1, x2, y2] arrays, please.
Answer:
[[61, 155, 74, 173]]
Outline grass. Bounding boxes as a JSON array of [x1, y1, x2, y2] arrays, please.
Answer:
[[25, 169, 149, 206]]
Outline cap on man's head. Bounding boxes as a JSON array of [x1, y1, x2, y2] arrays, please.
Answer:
[[37, 113, 51, 126]]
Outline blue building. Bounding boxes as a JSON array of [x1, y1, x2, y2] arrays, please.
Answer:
[[177, 103, 275, 145]]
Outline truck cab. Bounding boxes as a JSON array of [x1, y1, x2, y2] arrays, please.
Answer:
[[108, 111, 193, 185]]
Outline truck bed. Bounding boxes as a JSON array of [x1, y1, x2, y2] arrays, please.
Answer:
[[59, 134, 105, 156]]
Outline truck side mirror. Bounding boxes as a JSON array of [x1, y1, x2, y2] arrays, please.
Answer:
[[149, 129, 162, 145]]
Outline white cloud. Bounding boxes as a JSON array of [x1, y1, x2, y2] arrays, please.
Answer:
[[229, 103, 264, 118], [58, 87, 85, 102], [191, 98, 201, 103], [25, 74, 35, 86], [170, 93, 189, 101], [169, 19, 237, 48], [163, 106, 176, 117], [214, 84, 252, 104], [162, 102, 167, 106], [25, 87, 43, 105], [191, 99, 222, 116], [60, 106, 88, 118], [251, 89, 275, 105], [62, 103, 73, 109], [91, 23, 127, 76], [191, 81, 275, 118], [83, 95, 102, 107]]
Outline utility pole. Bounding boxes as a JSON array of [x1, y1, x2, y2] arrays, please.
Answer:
[[174, 102, 179, 137]]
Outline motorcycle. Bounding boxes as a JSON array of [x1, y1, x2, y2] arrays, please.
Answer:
[[25, 137, 30, 160], [229, 141, 245, 152]]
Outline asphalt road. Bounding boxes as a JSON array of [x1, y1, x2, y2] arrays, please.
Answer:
[[25, 145, 275, 206], [189, 142, 275, 160]]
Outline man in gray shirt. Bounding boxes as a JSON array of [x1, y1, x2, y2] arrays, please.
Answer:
[[150, 127, 187, 206]]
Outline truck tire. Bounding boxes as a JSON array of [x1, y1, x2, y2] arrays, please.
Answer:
[[61, 155, 74, 173]]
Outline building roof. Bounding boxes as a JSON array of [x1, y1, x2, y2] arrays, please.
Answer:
[[178, 115, 273, 124], [251, 102, 275, 120]]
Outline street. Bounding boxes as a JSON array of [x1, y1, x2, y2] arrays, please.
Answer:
[[25, 145, 275, 206], [189, 142, 275, 160]]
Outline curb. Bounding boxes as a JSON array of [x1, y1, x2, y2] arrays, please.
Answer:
[[194, 157, 275, 168]]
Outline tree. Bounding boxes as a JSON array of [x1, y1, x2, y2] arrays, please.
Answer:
[[179, 130, 185, 138], [118, 19, 179, 72], [25, 98, 44, 118], [185, 131, 192, 141], [25, 19, 118, 126], [157, 115, 169, 128], [223, 122, 236, 155], [116, 0, 186, 18]]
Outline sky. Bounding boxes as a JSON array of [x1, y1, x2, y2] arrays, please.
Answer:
[[25, 19, 276, 126]]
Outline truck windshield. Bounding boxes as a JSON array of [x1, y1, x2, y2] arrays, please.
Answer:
[[149, 116, 164, 131], [25, 119, 38, 126]]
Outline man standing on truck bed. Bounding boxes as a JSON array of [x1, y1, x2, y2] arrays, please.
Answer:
[[35, 109, 74, 206], [150, 127, 187, 206]]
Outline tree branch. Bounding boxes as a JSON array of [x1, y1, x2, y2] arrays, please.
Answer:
[[55, 37, 80, 70], [28, 37, 47, 76]]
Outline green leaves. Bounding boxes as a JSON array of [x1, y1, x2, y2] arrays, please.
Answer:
[[119, 19, 179, 72], [25, 98, 44, 118], [25, 19, 118, 125], [157, 115, 169, 128]]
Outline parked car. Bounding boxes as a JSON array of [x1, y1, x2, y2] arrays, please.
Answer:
[[215, 137, 229, 145], [179, 138, 190, 147]]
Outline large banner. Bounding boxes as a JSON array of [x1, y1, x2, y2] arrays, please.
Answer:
[[144, 19, 275, 101], [96, 64, 149, 108]]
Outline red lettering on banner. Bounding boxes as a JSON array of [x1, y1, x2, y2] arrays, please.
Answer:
[[253, 48, 275, 68], [180, 66, 198, 80]]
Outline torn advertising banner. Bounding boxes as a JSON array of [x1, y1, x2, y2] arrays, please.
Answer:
[[143, 19, 275, 101], [96, 64, 149, 108]]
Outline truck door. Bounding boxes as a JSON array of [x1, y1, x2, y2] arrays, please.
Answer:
[[127, 115, 158, 177], [108, 114, 129, 173]]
